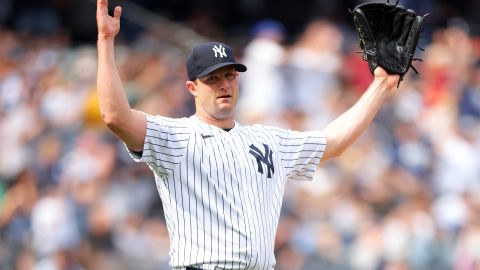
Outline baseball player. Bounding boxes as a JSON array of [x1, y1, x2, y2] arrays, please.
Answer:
[[96, 0, 400, 269]]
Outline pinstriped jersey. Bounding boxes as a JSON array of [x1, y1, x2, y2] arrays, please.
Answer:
[[127, 113, 327, 270]]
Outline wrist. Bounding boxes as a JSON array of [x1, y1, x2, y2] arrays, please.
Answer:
[[370, 77, 391, 95], [97, 34, 116, 43], [374, 74, 400, 90], [373, 75, 387, 86]]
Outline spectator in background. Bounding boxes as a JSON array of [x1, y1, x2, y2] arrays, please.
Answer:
[[282, 20, 344, 130], [11, 0, 61, 37], [0, 2, 480, 269], [0, 170, 38, 269], [237, 19, 287, 125]]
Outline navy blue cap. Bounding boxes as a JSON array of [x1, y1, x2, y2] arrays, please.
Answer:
[[186, 42, 247, 81], [251, 19, 285, 38]]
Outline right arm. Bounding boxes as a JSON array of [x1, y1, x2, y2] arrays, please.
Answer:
[[96, 0, 146, 152]]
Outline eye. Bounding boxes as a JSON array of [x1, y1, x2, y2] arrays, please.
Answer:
[[204, 75, 218, 84], [225, 71, 237, 81]]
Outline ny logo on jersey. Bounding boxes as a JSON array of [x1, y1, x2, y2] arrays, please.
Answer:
[[249, 143, 274, 178], [212, 44, 227, 58]]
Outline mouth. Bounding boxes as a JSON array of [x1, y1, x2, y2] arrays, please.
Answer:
[[217, 95, 232, 99]]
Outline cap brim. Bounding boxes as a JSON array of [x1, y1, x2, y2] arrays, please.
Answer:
[[196, 62, 247, 79]]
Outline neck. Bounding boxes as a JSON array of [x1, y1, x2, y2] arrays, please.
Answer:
[[195, 112, 235, 129]]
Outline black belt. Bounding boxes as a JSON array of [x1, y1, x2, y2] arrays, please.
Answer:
[[186, 267, 202, 270]]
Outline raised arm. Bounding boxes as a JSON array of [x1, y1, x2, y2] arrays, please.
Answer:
[[321, 67, 400, 161], [96, 0, 146, 152]]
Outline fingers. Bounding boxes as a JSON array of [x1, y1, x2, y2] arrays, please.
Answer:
[[97, 0, 122, 20], [114, 6, 122, 20], [97, 0, 122, 24], [97, 0, 110, 20], [97, 0, 107, 13]]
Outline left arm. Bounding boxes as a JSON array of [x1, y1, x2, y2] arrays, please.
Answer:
[[321, 67, 399, 161]]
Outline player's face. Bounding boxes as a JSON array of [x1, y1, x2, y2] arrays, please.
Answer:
[[190, 65, 239, 121]]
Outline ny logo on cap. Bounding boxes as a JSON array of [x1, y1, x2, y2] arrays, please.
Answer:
[[212, 44, 227, 58]]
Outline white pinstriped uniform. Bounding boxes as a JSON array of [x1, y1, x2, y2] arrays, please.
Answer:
[[127, 113, 327, 270]]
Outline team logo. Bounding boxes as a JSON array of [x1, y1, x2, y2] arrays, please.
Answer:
[[201, 134, 213, 139], [212, 44, 227, 58], [249, 143, 274, 178]]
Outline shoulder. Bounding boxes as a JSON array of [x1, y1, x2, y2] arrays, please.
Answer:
[[239, 124, 293, 145], [242, 123, 325, 142], [147, 114, 191, 127], [144, 114, 194, 139], [244, 123, 287, 133], [145, 114, 195, 131], [243, 123, 294, 137]]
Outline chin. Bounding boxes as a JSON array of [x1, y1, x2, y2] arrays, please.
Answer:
[[214, 107, 234, 119]]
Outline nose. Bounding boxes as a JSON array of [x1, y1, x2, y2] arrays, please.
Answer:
[[218, 77, 231, 91]]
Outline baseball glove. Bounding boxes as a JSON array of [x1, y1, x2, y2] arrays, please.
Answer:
[[352, 0, 427, 85]]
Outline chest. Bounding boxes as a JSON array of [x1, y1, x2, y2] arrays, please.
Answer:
[[190, 131, 280, 181]]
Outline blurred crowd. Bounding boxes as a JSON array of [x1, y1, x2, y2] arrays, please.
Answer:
[[1, 8, 480, 270]]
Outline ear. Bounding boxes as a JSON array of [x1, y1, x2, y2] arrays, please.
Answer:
[[185, 80, 198, 97]]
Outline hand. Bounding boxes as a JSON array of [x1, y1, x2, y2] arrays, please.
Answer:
[[374, 66, 401, 90], [97, 0, 122, 40]]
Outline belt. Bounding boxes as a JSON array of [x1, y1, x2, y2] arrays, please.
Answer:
[[186, 266, 225, 270]]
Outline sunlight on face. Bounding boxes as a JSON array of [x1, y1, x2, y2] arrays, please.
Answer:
[[198, 69, 237, 85], [194, 65, 239, 121]]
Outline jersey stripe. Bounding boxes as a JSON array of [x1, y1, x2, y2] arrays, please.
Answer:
[[126, 114, 326, 269]]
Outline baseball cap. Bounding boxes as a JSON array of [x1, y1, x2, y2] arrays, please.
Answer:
[[251, 19, 285, 39], [186, 42, 247, 81]]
